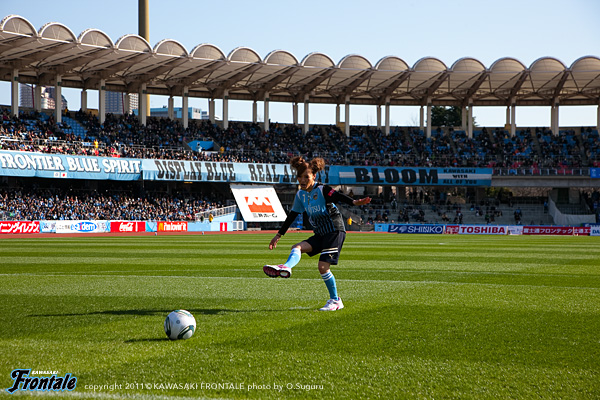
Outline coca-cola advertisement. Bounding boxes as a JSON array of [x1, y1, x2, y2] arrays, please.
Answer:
[[0, 221, 40, 234], [110, 221, 146, 233]]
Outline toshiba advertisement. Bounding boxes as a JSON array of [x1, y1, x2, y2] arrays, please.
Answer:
[[230, 184, 287, 222]]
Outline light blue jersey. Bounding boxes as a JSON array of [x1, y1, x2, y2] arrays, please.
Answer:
[[291, 183, 346, 235]]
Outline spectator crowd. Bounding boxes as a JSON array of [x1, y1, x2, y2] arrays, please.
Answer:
[[0, 186, 225, 221], [1, 107, 599, 171]]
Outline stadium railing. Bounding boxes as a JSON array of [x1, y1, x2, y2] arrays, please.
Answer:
[[195, 205, 237, 222], [492, 167, 590, 176]]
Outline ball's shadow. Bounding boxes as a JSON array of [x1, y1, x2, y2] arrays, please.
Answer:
[[29, 308, 297, 342]]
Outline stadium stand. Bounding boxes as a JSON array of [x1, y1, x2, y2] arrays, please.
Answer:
[[336, 190, 559, 228], [0, 183, 225, 221], [2, 107, 599, 171], [2, 106, 599, 226], [0, 15, 598, 229]]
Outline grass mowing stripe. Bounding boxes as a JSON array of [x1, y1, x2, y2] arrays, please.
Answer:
[[2, 272, 600, 291]]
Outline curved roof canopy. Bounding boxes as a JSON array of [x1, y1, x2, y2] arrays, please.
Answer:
[[1, 15, 599, 107]]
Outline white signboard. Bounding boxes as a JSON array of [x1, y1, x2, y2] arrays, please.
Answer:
[[230, 184, 287, 222], [55, 220, 110, 234], [507, 225, 524, 235], [458, 225, 508, 235]]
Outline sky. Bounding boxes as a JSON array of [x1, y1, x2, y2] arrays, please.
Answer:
[[1, 0, 599, 127]]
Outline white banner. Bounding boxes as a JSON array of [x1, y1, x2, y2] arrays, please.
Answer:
[[507, 225, 524, 235], [590, 226, 600, 236], [230, 184, 287, 222], [40, 221, 57, 233], [55, 220, 110, 234]]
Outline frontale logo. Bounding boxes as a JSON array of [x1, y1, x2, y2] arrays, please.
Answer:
[[6, 369, 77, 394], [245, 196, 274, 213]]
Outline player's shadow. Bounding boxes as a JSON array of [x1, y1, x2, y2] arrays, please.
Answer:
[[29, 308, 286, 318]]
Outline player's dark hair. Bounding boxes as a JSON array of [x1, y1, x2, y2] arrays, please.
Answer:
[[290, 156, 325, 176]]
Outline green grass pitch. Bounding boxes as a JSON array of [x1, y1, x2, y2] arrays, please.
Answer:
[[0, 233, 599, 399]]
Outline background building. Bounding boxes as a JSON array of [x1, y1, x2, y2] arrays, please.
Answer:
[[106, 91, 138, 115], [147, 106, 206, 120], [19, 84, 67, 110]]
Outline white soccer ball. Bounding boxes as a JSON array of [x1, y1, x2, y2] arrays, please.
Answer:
[[164, 310, 196, 340]]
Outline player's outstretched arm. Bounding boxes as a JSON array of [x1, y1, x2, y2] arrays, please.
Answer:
[[353, 197, 372, 206], [268, 211, 300, 250], [269, 234, 281, 250]]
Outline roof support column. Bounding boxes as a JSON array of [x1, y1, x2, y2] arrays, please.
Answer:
[[551, 100, 559, 136], [426, 98, 432, 139], [98, 79, 106, 125], [124, 93, 131, 115], [419, 106, 424, 134], [11, 69, 19, 117], [556, 100, 560, 135], [462, 105, 467, 132], [167, 96, 174, 120], [467, 99, 473, 139], [505, 105, 510, 128], [292, 103, 298, 126], [335, 104, 340, 126], [344, 95, 350, 137], [376, 105, 381, 132], [222, 90, 229, 130], [597, 102, 600, 135], [550, 104, 556, 135], [54, 75, 62, 124], [138, 83, 147, 126], [182, 86, 189, 129], [80, 89, 87, 113], [303, 94, 309, 134], [34, 85, 42, 112], [252, 100, 257, 124], [209, 99, 215, 124], [384, 96, 391, 136], [510, 99, 516, 137], [263, 92, 270, 132]]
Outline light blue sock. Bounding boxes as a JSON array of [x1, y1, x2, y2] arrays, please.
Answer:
[[321, 271, 339, 300], [283, 248, 301, 268]]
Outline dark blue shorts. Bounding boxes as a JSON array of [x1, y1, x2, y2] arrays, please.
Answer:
[[304, 231, 346, 265]]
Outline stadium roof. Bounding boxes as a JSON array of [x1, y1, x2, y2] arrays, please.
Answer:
[[1, 14, 599, 107]]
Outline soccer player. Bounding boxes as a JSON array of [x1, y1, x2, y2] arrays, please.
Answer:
[[263, 156, 371, 311]]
